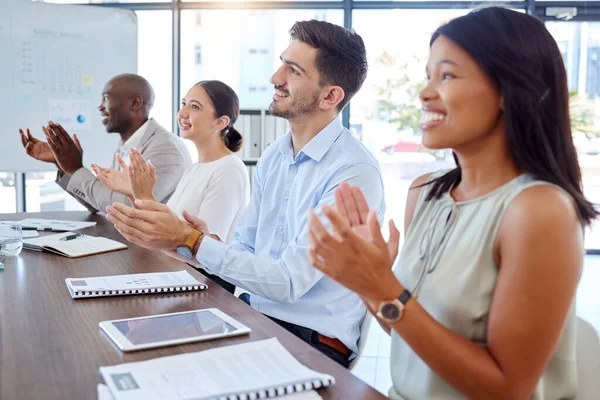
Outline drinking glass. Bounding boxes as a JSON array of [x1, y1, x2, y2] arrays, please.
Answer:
[[0, 221, 23, 258]]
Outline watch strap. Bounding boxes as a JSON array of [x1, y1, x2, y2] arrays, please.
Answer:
[[398, 289, 412, 305], [184, 229, 202, 249]]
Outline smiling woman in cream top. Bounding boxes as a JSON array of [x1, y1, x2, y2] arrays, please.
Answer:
[[97, 80, 250, 244], [166, 153, 248, 244]]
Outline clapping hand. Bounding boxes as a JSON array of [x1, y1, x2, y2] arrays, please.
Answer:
[[44, 122, 84, 175], [92, 153, 132, 197], [106, 200, 193, 251], [307, 182, 403, 302], [19, 128, 56, 164], [128, 147, 157, 202]]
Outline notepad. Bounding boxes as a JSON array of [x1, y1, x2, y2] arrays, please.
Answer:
[[23, 232, 126, 258], [99, 338, 332, 400], [65, 270, 207, 299]]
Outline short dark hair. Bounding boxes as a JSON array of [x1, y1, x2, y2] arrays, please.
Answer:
[[424, 7, 598, 225], [196, 80, 243, 152], [289, 20, 368, 111]]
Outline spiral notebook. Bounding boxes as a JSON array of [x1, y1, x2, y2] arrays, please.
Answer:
[[99, 338, 334, 400], [65, 270, 207, 299], [98, 384, 322, 400]]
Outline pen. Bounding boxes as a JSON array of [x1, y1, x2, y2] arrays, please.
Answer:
[[61, 233, 84, 241]]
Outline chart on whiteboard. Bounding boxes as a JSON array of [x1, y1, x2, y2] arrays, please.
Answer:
[[16, 29, 93, 131], [18, 30, 89, 94], [0, 1, 137, 172], [48, 99, 91, 131]]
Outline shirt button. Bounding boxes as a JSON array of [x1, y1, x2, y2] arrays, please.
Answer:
[[278, 226, 283, 233], [284, 196, 289, 201]]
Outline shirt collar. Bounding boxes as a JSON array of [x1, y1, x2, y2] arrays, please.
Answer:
[[277, 117, 344, 163], [119, 119, 152, 150]]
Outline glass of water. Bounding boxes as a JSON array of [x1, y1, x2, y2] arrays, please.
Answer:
[[0, 221, 23, 258]]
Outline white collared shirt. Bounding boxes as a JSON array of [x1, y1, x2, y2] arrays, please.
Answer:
[[116, 119, 151, 167], [167, 154, 250, 244]]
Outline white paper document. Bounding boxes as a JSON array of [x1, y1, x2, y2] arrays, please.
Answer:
[[21, 230, 39, 238], [99, 338, 334, 400], [20, 218, 96, 232], [98, 384, 116, 400], [276, 391, 323, 399], [66, 270, 206, 298]]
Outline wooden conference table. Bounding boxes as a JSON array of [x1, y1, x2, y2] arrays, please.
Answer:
[[0, 212, 386, 400]]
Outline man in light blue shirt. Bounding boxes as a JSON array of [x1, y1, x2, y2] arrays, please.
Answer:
[[106, 20, 385, 367]]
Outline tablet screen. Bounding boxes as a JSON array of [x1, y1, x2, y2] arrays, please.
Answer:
[[112, 310, 238, 345]]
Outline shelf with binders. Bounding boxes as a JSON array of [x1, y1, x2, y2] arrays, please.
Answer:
[[235, 109, 290, 162]]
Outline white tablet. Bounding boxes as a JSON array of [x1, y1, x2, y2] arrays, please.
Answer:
[[99, 308, 251, 352]]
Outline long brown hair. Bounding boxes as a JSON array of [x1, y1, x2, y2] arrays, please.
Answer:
[[424, 7, 598, 225]]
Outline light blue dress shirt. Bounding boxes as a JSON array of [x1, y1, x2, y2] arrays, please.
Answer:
[[195, 117, 385, 355]]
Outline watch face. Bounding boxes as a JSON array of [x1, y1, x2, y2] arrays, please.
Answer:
[[176, 246, 192, 260], [381, 303, 401, 320]]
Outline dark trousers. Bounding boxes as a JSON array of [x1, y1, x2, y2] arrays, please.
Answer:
[[238, 292, 350, 368]]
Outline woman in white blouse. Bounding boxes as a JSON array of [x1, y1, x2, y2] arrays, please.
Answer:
[[95, 80, 250, 247]]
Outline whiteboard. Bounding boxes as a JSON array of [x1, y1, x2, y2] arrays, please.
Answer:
[[0, 1, 137, 172]]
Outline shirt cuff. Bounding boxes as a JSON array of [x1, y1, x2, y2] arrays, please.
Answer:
[[56, 169, 71, 190], [195, 237, 229, 272], [66, 167, 94, 193]]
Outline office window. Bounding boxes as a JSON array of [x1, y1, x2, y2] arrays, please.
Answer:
[[195, 45, 202, 66], [355, 0, 492, 1], [180, 9, 343, 110], [180, 9, 340, 162], [183, 0, 339, 2], [136, 10, 173, 131], [38, 0, 170, 4], [350, 9, 468, 233], [0, 173, 17, 213], [25, 172, 87, 212], [547, 21, 600, 250]]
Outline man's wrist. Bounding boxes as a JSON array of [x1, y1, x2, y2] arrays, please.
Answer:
[[191, 233, 204, 257], [136, 195, 155, 202], [176, 225, 194, 249], [65, 165, 84, 176], [365, 280, 404, 311]]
